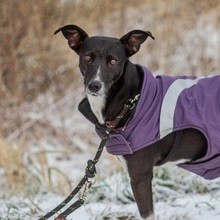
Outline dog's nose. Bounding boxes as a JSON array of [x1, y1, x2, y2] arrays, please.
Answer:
[[88, 80, 102, 93]]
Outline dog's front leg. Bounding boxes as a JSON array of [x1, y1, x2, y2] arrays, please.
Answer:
[[130, 170, 154, 220], [124, 153, 155, 220]]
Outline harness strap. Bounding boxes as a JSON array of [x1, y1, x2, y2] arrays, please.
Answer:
[[156, 130, 184, 166]]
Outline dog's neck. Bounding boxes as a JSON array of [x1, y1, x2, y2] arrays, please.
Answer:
[[88, 62, 142, 125]]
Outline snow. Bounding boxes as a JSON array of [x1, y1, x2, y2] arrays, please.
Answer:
[[36, 168, 220, 220], [64, 193, 220, 220], [1, 163, 220, 219]]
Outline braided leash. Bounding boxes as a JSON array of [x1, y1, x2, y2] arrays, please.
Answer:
[[38, 94, 140, 220]]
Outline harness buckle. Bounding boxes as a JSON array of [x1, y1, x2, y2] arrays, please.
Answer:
[[106, 120, 117, 128]]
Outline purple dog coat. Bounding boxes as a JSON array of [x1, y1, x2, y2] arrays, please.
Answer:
[[79, 65, 220, 180]]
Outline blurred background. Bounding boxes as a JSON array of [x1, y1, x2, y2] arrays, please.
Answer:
[[0, 0, 220, 219]]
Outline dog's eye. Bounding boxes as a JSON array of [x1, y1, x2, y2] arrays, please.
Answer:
[[84, 55, 92, 62], [109, 59, 117, 65]]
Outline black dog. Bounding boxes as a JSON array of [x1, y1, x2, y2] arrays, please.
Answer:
[[55, 25, 220, 219]]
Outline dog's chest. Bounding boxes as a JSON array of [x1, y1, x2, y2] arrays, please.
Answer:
[[87, 94, 105, 124]]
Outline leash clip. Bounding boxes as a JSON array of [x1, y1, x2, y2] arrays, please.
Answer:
[[125, 94, 140, 109], [80, 180, 93, 203]]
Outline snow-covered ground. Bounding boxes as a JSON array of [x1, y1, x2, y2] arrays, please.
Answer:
[[1, 162, 220, 219]]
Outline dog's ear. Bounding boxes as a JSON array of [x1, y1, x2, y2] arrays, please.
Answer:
[[120, 30, 154, 57], [54, 25, 88, 54]]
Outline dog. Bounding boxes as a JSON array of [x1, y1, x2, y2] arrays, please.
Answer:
[[55, 24, 220, 220]]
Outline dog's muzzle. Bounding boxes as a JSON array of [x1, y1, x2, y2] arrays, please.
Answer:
[[88, 80, 102, 94]]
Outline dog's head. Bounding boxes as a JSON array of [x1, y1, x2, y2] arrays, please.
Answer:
[[55, 25, 154, 97]]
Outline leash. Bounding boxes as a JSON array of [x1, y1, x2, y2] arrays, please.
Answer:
[[38, 94, 140, 220]]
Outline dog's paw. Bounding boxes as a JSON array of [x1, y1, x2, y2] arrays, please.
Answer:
[[142, 214, 155, 220]]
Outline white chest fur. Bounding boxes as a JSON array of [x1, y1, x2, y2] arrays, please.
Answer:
[[87, 94, 105, 124]]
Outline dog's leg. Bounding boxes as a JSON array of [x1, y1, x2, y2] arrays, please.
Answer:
[[129, 170, 154, 219], [124, 151, 155, 220]]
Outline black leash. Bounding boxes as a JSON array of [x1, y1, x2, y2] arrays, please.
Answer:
[[38, 94, 140, 220]]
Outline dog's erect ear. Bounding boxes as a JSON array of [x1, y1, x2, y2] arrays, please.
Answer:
[[54, 25, 88, 54], [120, 30, 154, 57]]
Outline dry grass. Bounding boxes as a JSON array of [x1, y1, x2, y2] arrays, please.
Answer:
[[1, 0, 220, 103], [0, 140, 26, 191], [0, 0, 220, 196]]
